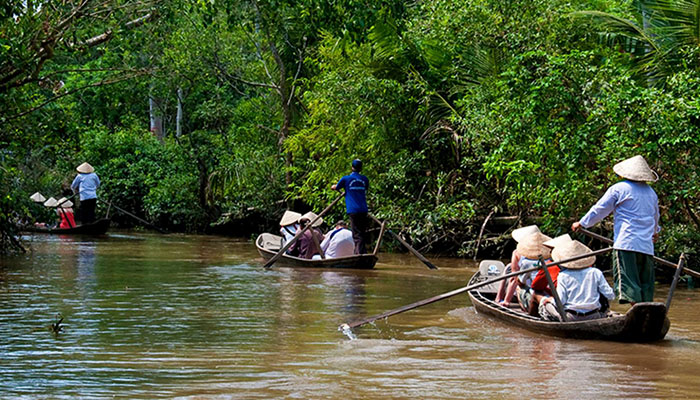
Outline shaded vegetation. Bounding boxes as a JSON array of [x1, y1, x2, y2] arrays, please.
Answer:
[[1, 0, 698, 268]]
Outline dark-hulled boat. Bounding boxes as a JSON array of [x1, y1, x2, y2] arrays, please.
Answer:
[[467, 261, 670, 342], [21, 218, 111, 235], [256, 233, 378, 269]]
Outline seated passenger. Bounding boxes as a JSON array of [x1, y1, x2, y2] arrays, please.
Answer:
[[528, 234, 573, 314], [512, 232, 553, 313], [539, 240, 615, 322], [56, 197, 76, 229], [288, 217, 325, 259], [279, 210, 302, 246], [495, 225, 542, 303], [320, 220, 355, 258]]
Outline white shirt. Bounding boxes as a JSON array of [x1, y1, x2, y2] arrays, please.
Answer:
[[517, 257, 541, 286], [320, 228, 354, 258], [556, 267, 615, 312], [280, 224, 298, 245], [579, 180, 660, 255]]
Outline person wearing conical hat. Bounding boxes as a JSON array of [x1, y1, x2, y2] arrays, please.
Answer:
[[572, 155, 660, 305], [539, 240, 615, 322], [496, 225, 542, 303], [501, 232, 553, 312], [287, 216, 326, 260], [331, 159, 370, 254], [56, 197, 76, 229], [527, 234, 575, 310], [71, 162, 100, 224], [30, 192, 46, 203], [279, 210, 302, 247]]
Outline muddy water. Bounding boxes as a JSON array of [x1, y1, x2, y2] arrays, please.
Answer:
[[1, 233, 699, 399]]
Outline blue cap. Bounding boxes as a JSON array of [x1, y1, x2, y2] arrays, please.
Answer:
[[352, 159, 363, 171]]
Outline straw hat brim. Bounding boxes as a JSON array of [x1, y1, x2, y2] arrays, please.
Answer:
[[301, 211, 323, 227], [77, 162, 95, 174], [280, 211, 302, 226], [58, 197, 73, 208], [612, 155, 658, 182], [543, 234, 572, 249], [30, 192, 46, 203], [43, 197, 58, 208], [512, 225, 541, 243], [516, 232, 552, 259], [552, 240, 596, 269]]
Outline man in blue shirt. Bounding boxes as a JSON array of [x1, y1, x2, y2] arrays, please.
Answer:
[[332, 159, 370, 254], [572, 155, 660, 304], [71, 162, 101, 224]]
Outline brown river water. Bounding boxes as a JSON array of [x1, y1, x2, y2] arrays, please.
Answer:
[[1, 232, 699, 399]]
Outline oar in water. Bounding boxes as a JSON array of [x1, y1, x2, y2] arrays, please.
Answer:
[[368, 214, 438, 270], [577, 228, 700, 279], [263, 192, 345, 269], [99, 199, 168, 234], [340, 247, 614, 331], [665, 253, 686, 312]]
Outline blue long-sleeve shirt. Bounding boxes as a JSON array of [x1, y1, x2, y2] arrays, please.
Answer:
[[336, 172, 369, 214], [579, 180, 659, 256], [71, 173, 101, 200]]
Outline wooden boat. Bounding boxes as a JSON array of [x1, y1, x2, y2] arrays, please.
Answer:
[[21, 218, 111, 235], [467, 261, 670, 342], [256, 233, 379, 269]]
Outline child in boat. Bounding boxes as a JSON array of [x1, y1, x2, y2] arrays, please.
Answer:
[[511, 232, 553, 313], [56, 197, 76, 228], [495, 225, 542, 304], [539, 240, 615, 322]]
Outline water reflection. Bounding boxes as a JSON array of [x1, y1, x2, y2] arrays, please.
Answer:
[[0, 233, 698, 399]]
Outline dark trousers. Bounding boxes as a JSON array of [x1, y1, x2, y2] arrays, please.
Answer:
[[81, 198, 97, 224], [349, 212, 369, 254]]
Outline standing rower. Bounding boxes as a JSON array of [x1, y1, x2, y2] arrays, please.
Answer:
[[71, 162, 100, 224], [572, 155, 660, 304], [331, 159, 369, 254]]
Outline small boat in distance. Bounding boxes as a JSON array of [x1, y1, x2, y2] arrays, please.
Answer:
[[21, 218, 111, 235], [255, 233, 378, 269], [467, 260, 670, 342]]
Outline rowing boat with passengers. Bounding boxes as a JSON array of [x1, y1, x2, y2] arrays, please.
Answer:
[[21, 218, 111, 235], [256, 233, 379, 269], [467, 260, 670, 342]]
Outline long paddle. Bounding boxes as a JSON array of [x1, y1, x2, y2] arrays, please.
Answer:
[[99, 199, 168, 234], [340, 247, 614, 330], [578, 228, 700, 279], [368, 214, 438, 270], [263, 192, 344, 269]]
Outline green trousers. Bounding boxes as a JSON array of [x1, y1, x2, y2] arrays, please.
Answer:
[[613, 249, 655, 303]]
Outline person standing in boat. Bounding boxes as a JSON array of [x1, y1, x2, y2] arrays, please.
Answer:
[[539, 240, 615, 321], [572, 155, 660, 305], [71, 162, 100, 224], [331, 159, 370, 254]]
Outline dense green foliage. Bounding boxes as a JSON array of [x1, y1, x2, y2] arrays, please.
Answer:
[[1, 0, 699, 267]]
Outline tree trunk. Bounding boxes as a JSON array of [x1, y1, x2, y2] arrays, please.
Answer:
[[149, 85, 164, 140], [176, 87, 183, 137]]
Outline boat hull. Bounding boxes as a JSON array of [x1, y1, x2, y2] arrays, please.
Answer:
[[256, 233, 377, 269], [468, 271, 670, 342]]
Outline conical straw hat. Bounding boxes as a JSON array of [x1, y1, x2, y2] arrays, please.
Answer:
[[30, 192, 46, 203], [280, 210, 302, 226], [76, 162, 95, 173], [544, 233, 572, 249], [552, 240, 596, 270], [301, 211, 323, 227], [57, 197, 73, 208], [43, 197, 58, 207], [613, 155, 658, 182], [512, 225, 541, 243], [516, 232, 553, 259]]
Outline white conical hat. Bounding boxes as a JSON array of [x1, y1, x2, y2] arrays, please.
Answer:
[[516, 232, 553, 259], [544, 233, 572, 249], [30, 192, 46, 203], [57, 197, 73, 208], [43, 197, 58, 207], [512, 225, 541, 243], [301, 211, 323, 227], [612, 155, 658, 182], [76, 162, 95, 173], [279, 210, 302, 226], [552, 240, 596, 270]]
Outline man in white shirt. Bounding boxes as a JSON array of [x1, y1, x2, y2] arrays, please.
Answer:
[[320, 220, 355, 258]]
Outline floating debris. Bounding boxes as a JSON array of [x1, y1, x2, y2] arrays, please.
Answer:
[[339, 323, 357, 340], [50, 313, 64, 335]]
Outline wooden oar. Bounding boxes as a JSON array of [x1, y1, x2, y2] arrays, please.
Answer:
[[263, 192, 344, 269], [99, 199, 168, 234], [578, 228, 700, 279], [665, 253, 685, 312], [340, 247, 614, 330], [368, 214, 438, 270]]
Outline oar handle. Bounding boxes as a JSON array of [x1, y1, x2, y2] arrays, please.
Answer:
[[100, 199, 168, 234], [369, 214, 438, 270], [262, 191, 344, 269], [341, 247, 614, 330], [578, 228, 700, 279]]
